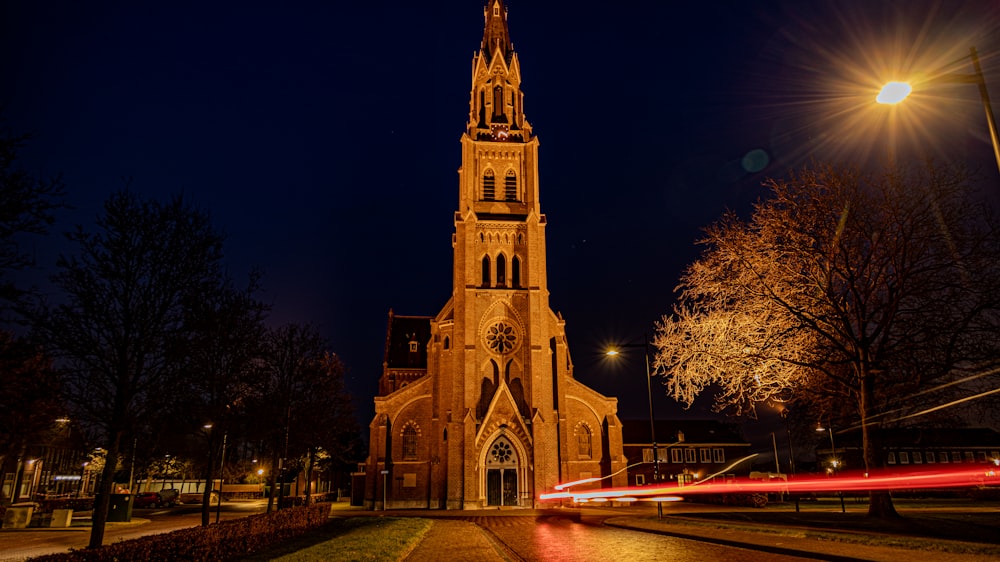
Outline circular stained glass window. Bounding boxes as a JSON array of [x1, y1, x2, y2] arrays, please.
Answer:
[[491, 441, 512, 463], [485, 321, 518, 354]]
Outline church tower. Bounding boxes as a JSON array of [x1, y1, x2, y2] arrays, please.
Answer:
[[364, 0, 626, 510]]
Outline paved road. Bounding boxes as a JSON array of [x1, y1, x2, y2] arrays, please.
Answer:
[[470, 512, 811, 562]]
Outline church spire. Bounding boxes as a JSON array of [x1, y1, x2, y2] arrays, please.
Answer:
[[482, 0, 512, 65]]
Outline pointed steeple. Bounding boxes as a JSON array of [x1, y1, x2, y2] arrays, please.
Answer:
[[482, 0, 512, 65], [469, 0, 530, 143]]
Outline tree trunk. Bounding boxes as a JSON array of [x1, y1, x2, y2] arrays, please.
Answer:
[[860, 370, 899, 519], [266, 448, 280, 513], [304, 448, 314, 506], [200, 434, 215, 527], [88, 431, 122, 549]]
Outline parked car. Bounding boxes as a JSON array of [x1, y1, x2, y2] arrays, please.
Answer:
[[133, 492, 162, 508]]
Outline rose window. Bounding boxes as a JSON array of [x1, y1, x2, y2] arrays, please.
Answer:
[[491, 441, 512, 463], [485, 321, 518, 354]]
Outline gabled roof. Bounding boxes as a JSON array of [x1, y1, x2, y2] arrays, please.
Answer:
[[621, 419, 748, 446], [383, 310, 432, 370]]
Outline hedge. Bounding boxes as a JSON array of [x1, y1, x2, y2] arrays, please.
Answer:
[[28, 502, 331, 562]]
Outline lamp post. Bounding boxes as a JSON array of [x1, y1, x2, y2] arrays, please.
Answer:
[[778, 407, 796, 475], [877, 46, 1000, 177], [606, 334, 662, 518], [215, 431, 227, 524], [816, 418, 845, 512]]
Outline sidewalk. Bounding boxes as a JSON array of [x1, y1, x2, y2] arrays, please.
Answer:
[[402, 519, 510, 562], [605, 514, 1000, 562]]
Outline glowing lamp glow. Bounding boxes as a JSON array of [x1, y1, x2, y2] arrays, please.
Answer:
[[876, 81, 912, 104]]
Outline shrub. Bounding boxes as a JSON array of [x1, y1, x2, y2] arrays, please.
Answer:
[[696, 493, 768, 508], [28, 503, 330, 562]]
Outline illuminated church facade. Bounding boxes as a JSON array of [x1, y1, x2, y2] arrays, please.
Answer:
[[363, 0, 627, 510]]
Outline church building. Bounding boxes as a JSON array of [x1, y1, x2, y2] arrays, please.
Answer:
[[363, 0, 627, 510]]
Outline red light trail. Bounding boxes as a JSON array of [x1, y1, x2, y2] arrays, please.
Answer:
[[540, 466, 999, 502]]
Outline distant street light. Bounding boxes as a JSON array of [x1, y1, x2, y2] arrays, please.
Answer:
[[816, 418, 845, 513], [876, 46, 1000, 177], [606, 335, 662, 519]]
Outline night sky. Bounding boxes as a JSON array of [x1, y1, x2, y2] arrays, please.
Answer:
[[4, 1, 1000, 437]]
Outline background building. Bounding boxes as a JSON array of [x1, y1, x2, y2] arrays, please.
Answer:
[[621, 420, 752, 487]]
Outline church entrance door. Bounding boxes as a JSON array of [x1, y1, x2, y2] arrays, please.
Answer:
[[485, 436, 519, 506]]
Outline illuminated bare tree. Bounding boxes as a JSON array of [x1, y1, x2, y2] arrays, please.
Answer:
[[653, 163, 1000, 518]]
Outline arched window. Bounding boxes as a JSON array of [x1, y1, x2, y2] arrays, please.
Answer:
[[482, 255, 491, 287], [577, 426, 592, 459], [496, 254, 506, 287], [483, 170, 496, 200], [403, 426, 418, 460], [443, 336, 450, 350], [504, 169, 517, 201], [511, 256, 521, 288], [493, 85, 504, 119]]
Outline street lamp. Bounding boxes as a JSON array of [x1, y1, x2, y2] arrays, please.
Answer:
[[876, 46, 1000, 177], [816, 418, 845, 513], [606, 334, 662, 518]]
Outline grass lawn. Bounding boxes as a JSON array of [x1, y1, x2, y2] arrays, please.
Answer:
[[238, 517, 432, 562]]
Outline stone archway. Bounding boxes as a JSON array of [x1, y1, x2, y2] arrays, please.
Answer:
[[485, 436, 519, 506]]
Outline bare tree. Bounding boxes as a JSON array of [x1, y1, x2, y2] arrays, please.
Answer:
[[181, 274, 268, 526], [250, 324, 360, 510], [290, 351, 360, 505], [31, 190, 225, 547], [0, 126, 64, 312], [653, 163, 1000, 519]]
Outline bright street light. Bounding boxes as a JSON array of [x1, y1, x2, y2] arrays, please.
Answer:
[[876, 46, 1000, 176], [876, 81, 912, 104]]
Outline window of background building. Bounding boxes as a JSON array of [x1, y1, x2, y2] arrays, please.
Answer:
[[712, 448, 724, 463], [699, 448, 711, 463], [671, 449, 683, 463], [685, 449, 696, 463]]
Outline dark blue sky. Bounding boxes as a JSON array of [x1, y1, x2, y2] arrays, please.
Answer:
[[4, 1, 999, 430]]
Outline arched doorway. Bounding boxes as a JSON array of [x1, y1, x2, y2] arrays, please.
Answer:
[[485, 436, 519, 506]]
